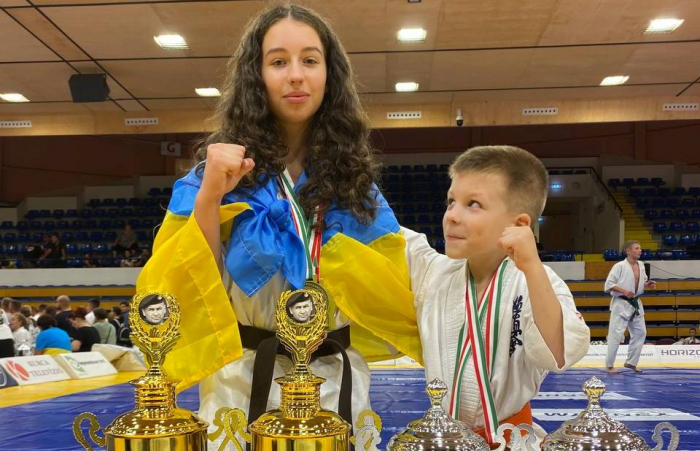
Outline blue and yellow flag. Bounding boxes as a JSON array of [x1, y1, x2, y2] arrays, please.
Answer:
[[137, 168, 422, 391]]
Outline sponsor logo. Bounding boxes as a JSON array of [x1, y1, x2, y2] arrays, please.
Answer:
[[534, 392, 634, 401], [5, 360, 29, 381], [659, 349, 700, 356], [63, 356, 87, 374]]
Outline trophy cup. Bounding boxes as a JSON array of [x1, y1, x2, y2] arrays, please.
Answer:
[[542, 376, 680, 450], [216, 282, 359, 451], [387, 378, 537, 451], [73, 293, 208, 451]]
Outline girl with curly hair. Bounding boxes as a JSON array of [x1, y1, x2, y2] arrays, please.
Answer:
[[138, 4, 416, 446]]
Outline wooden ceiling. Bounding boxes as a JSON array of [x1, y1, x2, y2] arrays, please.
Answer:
[[1, 0, 700, 133]]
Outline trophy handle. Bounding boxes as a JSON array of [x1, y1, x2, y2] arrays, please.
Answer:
[[72, 412, 106, 451], [494, 423, 538, 451], [209, 407, 251, 451], [651, 421, 680, 451]]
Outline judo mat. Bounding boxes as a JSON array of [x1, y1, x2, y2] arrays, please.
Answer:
[[0, 368, 698, 450]]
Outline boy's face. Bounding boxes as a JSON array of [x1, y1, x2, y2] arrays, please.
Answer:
[[443, 171, 520, 260]]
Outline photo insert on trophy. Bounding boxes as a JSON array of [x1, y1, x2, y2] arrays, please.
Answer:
[[285, 291, 316, 324], [139, 294, 170, 326]]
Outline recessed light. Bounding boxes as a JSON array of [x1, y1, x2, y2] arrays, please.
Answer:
[[600, 76, 629, 86], [395, 82, 419, 92], [397, 28, 427, 43], [195, 88, 221, 97], [645, 18, 684, 34], [154, 34, 188, 49], [0, 93, 30, 102]]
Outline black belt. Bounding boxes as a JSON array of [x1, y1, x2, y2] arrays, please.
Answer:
[[239, 323, 353, 430]]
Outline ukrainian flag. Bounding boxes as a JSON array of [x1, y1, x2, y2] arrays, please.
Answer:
[[137, 168, 422, 391]]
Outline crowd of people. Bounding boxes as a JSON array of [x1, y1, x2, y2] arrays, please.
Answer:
[[0, 295, 132, 358]]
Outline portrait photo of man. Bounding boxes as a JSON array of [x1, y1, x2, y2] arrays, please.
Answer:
[[286, 292, 316, 324], [139, 295, 169, 326]]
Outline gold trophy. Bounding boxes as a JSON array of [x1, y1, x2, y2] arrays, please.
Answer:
[[73, 292, 208, 451], [215, 282, 369, 451]]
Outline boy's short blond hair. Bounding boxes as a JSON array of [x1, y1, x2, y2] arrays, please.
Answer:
[[622, 240, 640, 254], [449, 145, 548, 223]]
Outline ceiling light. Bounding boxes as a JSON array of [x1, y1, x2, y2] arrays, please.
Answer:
[[195, 88, 221, 97], [0, 93, 30, 102], [154, 34, 188, 49], [645, 18, 684, 34], [397, 28, 427, 43], [600, 76, 629, 86], [395, 82, 419, 92]]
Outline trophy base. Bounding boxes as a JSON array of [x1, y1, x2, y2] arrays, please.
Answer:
[[251, 409, 351, 451], [107, 429, 208, 451]]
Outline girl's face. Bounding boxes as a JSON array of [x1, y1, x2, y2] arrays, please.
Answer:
[[261, 18, 327, 131]]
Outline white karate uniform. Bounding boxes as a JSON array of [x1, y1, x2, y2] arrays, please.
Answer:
[[604, 259, 648, 368], [199, 270, 370, 450], [404, 228, 590, 436]]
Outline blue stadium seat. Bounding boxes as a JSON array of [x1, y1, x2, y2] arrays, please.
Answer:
[[71, 220, 84, 230], [115, 198, 128, 207], [136, 230, 149, 241], [29, 221, 42, 230], [665, 198, 680, 208], [608, 178, 621, 189], [670, 221, 684, 231], [102, 199, 115, 207], [84, 220, 98, 229], [38, 210, 51, 218], [674, 187, 688, 196], [657, 187, 671, 197], [434, 226, 444, 237], [128, 219, 141, 228], [676, 210, 689, 219], [25, 210, 40, 220], [141, 198, 155, 207], [659, 209, 673, 219], [403, 215, 416, 225], [61, 232, 74, 243], [644, 210, 659, 220], [604, 249, 621, 261], [148, 188, 162, 197], [93, 209, 106, 217], [107, 209, 119, 218], [18, 232, 30, 242], [692, 210, 700, 219], [162, 187, 173, 196], [80, 209, 93, 218], [5, 245, 18, 255], [113, 219, 125, 228], [142, 219, 155, 228], [87, 199, 101, 207], [104, 231, 117, 241], [0, 221, 12, 229], [629, 188, 641, 198], [94, 243, 109, 254], [656, 250, 673, 260], [417, 215, 431, 224], [637, 178, 650, 186], [66, 243, 78, 255], [651, 198, 665, 208], [98, 220, 113, 229], [148, 207, 162, 217], [680, 234, 694, 245], [128, 197, 141, 206], [641, 250, 656, 260], [57, 220, 70, 229], [642, 188, 656, 197], [67, 258, 83, 268], [681, 198, 696, 207], [66, 209, 78, 218], [52, 209, 65, 218], [651, 178, 666, 186], [78, 243, 92, 253], [32, 232, 44, 242], [635, 198, 650, 208], [426, 164, 438, 173], [89, 231, 104, 241], [434, 239, 445, 252], [44, 221, 56, 231], [418, 227, 432, 236], [663, 234, 678, 246], [689, 187, 700, 196], [622, 178, 635, 187], [672, 249, 688, 260], [76, 232, 89, 241], [688, 222, 700, 233], [122, 208, 134, 217]]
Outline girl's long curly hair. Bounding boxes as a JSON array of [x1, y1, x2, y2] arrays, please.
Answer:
[[195, 4, 380, 224]]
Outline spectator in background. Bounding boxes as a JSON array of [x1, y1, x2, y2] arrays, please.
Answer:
[[0, 298, 11, 326], [108, 307, 122, 332], [20, 306, 39, 342], [83, 253, 99, 268], [120, 250, 140, 268], [33, 304, 47, 321], [112, 225, 138, 257], [85, 299, 100, 324], [137, 249, 151, 267], [0, 322, 13, 358], [119, 302, 130, 323], [676, 327, 700, 345], [23, 240, 44, 268], [10, 313, 33, 355], [34, 315, 71, 355], [46, 234, 67, 268], [55, 295, 75, 338], [92, 308, 116, 345], [8, 299, 21, 315], [69, 307, 100, 352], [45, 305, 57, 318], [37, 234, 52, 268]]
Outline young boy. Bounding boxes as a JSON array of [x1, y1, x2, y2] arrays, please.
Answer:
[[335, 146, 590, 444]]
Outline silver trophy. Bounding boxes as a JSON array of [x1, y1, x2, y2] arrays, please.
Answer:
[[542, 376, 680, 450]]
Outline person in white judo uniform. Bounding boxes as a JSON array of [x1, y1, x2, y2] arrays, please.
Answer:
[[604, 240, 656, 373], [336, 145, 591, 446]]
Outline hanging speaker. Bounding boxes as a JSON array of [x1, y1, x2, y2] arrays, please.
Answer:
[[68, 74, 110, 103]]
